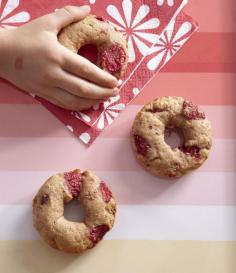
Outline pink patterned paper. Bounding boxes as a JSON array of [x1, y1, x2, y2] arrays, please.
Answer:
[[0, 0, 197, 145]]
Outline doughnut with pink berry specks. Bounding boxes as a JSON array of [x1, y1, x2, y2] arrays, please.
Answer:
[[58, 14, 128, 79], [32, 169, 116, 253], [131, 96, 213, 178]]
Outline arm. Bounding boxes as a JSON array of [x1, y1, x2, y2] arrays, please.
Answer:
[[0, 5, 118, 111]]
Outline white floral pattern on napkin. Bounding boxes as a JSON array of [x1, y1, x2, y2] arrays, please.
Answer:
[[0, 0, 30, 29]]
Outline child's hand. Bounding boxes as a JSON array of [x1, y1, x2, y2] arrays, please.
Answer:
[[0, 6, 119, 111]]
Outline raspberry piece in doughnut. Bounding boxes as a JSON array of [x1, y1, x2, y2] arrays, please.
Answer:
[[180, 145, 201, 159], [101, 44, 126, 74], [147, 107, 165, 113], [40, 194, 49, 205], [134, 135, 150, 156], [100, 182, 112, 203], [183, 101, 205, 120], [64, 170, 82, 198], [96, 16, 105, 22], [89, 225, 109, 246], [168, 173, 178, 178]]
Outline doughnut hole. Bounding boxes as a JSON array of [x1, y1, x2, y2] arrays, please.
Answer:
[[164, 127, 201, 159], [77, 44, 98, 64], [64, 199, 85, 222], [164, 127, 185, 149]]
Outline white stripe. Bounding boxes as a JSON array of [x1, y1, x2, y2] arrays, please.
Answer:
[[0, 205, 235, 240], [0, 171, 235, 205]]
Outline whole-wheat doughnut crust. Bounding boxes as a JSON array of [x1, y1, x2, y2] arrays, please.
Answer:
[[33, 169, 116, 253], [131, 96, 212, 178]]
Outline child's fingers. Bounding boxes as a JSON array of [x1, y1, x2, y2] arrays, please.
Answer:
[[62, 49, 118, 88], [56, 70, 119, 100], [41, 87, 103, 111], [48, 5, 91, 32]]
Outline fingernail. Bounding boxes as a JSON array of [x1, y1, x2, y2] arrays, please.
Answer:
[[112, 78, 119, 87], [80, 5, 91, 12], [113, 87, 119, 94], [117, 80, 123, 86]]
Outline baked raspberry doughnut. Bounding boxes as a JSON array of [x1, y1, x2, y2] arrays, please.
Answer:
[[32, 169, 116, 253], [131, 96, 212, 178], [58, 14, 128, 79]]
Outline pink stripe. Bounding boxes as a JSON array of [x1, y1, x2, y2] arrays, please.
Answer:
[[103, 105, 236, 139], [185, 0, 236, 32], [0, 79, 38, 104], [133, 72, 236, 106], [0, 138, 235, 171], [0, 171, 235, 205], [0, 104, 68, 137], [1, 73, 235, 105], [0, 105, 235, 139], [162, 33, 236, 73]]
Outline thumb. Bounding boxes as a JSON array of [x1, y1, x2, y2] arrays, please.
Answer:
[[50, 5, 91, 32]]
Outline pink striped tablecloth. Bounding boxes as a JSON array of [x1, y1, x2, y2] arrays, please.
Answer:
[[0, 0, 236, 272]]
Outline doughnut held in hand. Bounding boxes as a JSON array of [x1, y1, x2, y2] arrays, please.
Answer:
[[58, 14, 128, 79], [131, 96, 212, 178], [33, 169, 116, 253]]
